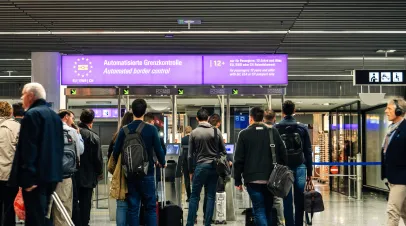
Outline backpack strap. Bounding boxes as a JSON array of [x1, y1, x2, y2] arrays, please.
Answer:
[[213, 128, 219, 158], [123, 125, 130, 135], [268, 128, 277, 165], [136, 121, 145, 134]]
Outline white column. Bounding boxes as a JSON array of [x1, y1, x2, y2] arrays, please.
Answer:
[[31, 52, 61, 112]]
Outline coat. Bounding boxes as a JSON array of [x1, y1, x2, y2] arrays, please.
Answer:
[[77, 122, 103, 188], [381, 120, 406, 184], [9, 99, 64, 188], [108, 154, 127, 200], [0, 117, 20, 181]]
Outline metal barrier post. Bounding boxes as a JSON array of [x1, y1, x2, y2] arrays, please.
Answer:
[[356, 153, 363, 200]]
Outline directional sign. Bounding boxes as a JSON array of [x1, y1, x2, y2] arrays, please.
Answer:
[[123, 88, 129, 95], [70, 89, 77, 95], [354, 70, 406, 86], [232, 89, 239, 95], [178, 89, 184, 95]]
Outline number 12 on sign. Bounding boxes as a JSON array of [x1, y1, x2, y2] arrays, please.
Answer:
[[210, 60, 225, 67]]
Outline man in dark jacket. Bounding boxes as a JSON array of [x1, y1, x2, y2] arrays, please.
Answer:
[[77, 109, 103, 226], [9, 82, 64, 226], [275, 100, 313, 226], [381, 98, 406, 226], [186, 109, 227, 226], [234, 107, 287, 225]]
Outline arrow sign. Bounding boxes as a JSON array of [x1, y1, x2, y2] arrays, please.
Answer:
[[178, 89, 184, 95], [123, 89, 129, 95], [232, 89, 239, 95], [70, 89, 77, 95]]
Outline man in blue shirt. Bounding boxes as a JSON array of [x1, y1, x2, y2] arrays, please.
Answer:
[[113, 99, 166, 226]]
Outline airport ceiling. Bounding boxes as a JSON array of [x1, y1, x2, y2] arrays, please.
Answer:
[[1, 0, 406, 80]]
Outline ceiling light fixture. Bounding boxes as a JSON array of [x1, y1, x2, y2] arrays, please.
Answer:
[[0, 30, 406, 35], [0, 59, 31, 61], [376, 49, 396, 53]]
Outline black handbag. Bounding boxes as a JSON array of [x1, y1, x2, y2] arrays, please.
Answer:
[[213, 128, 231, 178], [266, 128, 294, 198], [304, 180, 324, 225]]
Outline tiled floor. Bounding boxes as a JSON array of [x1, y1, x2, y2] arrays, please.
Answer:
[[88, 183, 392, 226]]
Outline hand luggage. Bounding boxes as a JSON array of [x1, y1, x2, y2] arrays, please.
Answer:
[[304, 180, 324, 226], [51, 192, 75, 226], [214, 192, 226, 224], [159, 168, 183, 226]]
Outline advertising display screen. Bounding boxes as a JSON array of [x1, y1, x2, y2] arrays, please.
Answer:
[[203, 54, 288, 85], [61, 55, 203, 85]]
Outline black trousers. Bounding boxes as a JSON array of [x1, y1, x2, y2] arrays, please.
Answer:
[[78, 187, 93, 226], [183, 163, 191, 200], [22, 183, 56, 226], [71, 175, 81, 226], [0, 181, 18, 226]]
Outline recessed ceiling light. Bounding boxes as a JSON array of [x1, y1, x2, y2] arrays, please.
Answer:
[[296, 101, 303, 104]]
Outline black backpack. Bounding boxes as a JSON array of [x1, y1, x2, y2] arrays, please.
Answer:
[[62, 129, 78, 178], [122, 122, 149, 177], [275, 123, 305, 168]]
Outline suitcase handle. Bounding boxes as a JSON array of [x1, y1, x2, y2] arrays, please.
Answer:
[[52, 192, 75, 226], [161, 167, 166, 207]]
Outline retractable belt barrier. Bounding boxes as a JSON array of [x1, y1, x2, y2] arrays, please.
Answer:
[[313, 162, 381, 166]]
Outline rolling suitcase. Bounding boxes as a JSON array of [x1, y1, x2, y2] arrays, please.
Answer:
[[51, 192, 75, 226], [214, 192, 227, 224], [159, 168, 183, 226]]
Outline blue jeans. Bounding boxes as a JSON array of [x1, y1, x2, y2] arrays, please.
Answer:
[[116, 200, 128, 226], [246, 183, 275, 226], [186, 163, 219, 226], [127, 175, 157, 226], [283, 164, 307, 226]]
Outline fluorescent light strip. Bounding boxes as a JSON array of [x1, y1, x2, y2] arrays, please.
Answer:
[[0, 59, 31, 61], [0, 76, 31, 78], [0, 30, 406, 35]]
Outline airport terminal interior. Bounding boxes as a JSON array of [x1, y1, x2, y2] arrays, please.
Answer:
[[1, 0, 406, 225]]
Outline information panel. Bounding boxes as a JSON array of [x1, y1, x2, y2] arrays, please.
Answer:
[[61, 55, 203, 85], [354, 70, 406, 86], [203, 54, 288, 85]]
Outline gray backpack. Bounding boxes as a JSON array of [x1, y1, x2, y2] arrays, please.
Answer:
[[266, 128, 294, 198], [122, 122, 149, 177], [62, 129, 78, 178]]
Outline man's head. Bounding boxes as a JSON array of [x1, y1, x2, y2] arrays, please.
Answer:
[[80, 109, 95, 126], [209, 114, 221, 128], [132, 99, 147, 119], [144, 112, 155, 125], [282, 100, 295, 117], [58, 110, 75, 126], [12, 103, 24, 118], [0, 101, 13, 118], [21, 82, 46, 110], [196, 108, 209, 122], [185, 126, 193, 135], [264, 109, 276, 125], [249, 107, 264, 124], [385, 98, 406, 122]]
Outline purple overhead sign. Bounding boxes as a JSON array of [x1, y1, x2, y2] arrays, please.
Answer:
[[61, 55, 203, 85], [61, 54, 288, 86], [203, 54, 288, 85]]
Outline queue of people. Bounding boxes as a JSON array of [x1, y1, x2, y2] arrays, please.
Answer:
[[0, 81, 403, 226]]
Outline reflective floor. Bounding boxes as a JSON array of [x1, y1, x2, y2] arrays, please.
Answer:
[[87, 183, 391, 226]]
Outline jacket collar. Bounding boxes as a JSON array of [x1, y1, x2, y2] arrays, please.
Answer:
[[281, 115, 297, 123], [28, 99, 47, 110], [78, 122, 96, 133], [198, 122, 212, 128]]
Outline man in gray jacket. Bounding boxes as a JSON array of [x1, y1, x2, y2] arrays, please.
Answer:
[[186, 109, 227, 226]]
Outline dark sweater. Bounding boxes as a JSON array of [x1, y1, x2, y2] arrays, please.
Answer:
[[276, 115, 313, 176], [234, 123, 287, 186]]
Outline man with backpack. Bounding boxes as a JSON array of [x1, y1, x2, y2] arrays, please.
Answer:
[[275, 101, 313, 226], [50, 110, 84, 226], [113, 99, 166, 226]]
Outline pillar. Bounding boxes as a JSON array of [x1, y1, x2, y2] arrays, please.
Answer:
[[31, 52, 62, 112]]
